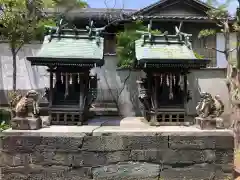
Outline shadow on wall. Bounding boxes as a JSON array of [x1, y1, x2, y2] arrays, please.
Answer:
[[118, 70, 143, 117], [188, 68, 231, 125], [92, 55, 140, 117], [0, 43, 48, 106]]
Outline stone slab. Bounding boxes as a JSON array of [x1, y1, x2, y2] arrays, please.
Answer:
[[86, 117, 149, 127], [2, 124, 233, 137], [2, 125, 99, 137], [11, 117, 42, 130], [92, 125, 233, 136]]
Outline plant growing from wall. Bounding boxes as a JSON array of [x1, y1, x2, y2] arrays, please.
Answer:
[[116, 20, 161, 68]]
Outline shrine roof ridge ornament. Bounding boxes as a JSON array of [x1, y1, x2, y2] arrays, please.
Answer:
[[26, 20, 105, 67], [136, 22, 192, 50], [134, 21, 210, 69], [44, 20, 105, 45]]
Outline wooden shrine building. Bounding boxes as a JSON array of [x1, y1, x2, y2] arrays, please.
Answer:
[[27, 22, 104, 125], [136, 25, 210, 125]]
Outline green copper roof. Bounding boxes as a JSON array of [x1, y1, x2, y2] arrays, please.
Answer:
[[135, 39, 195, 60], [135, 33, 210, 68], [27, 30, 104, 67]]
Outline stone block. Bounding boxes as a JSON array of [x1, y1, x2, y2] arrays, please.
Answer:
[[163, 149, 216, 164], [160, 163, 232, 180], [169, 134, 234, 149], [82, 135, 168, 151], [0, 135, 41, 153], [11, 117, 42, 130], [130, 149, 216, 164], [215, 135, 234, 149], [169, 135, 214, 149], [2, 173, 28, 180], [92, 162, 159, 180], [2, 165, 92, 180], [72, 151, 131, 167], [1, 166, 28, 175], [215, 150, 234, 164], [130, 150, 164, 163], [216, 163, 233, 174], [0, 152, 32, 167], [39, 136, 84, 152], [31, 151, 73, 166]]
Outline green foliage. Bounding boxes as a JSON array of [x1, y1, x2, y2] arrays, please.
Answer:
[[0, 121, 10, 132], [52, 0, 88, 8], [116, 20, 161, 68], [0, 0, 88, 43], [0, 109, 11, 131], [198, 29, 216, 39], [0, 109, 11, 121], [194, 52, 204, 59], [35, 19, 56, 41], [206, 0, 231, 10], [0, 0, 55, 49], [198, 0, 230, 39]]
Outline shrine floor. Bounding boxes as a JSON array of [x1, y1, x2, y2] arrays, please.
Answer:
[[0, 117, 234, 180]]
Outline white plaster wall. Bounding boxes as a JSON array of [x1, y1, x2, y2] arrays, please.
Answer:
[[187, 68, 230, 119]]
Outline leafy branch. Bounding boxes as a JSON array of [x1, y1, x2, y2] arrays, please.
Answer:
[[116, 20, 161, 68], [198, 0, 236, 62]]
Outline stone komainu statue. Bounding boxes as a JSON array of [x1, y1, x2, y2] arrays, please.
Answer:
[[196, 92, 224, 118], [14, 90, 40, 118]]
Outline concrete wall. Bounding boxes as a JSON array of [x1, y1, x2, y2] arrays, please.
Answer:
[[0, 127, 234, 180]]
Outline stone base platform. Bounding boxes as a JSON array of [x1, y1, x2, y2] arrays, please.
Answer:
[[11, 117, 42, 130], [0, 119, 234, 180], [195, 117, 225, 130]]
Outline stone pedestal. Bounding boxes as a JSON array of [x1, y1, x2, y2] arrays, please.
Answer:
[[195, 117, 224, 130], [11, 117, 42, 130]]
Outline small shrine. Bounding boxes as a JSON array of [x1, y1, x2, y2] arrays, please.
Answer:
[[135, 24, 210, 126], [27, 21, 104, 125]]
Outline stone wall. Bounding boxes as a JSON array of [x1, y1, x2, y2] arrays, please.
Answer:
[[0, 127, 234, 180]]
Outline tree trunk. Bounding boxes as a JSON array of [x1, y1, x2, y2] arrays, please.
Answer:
[[12, 52, 17, 91], [235, 7, 240, 148]]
